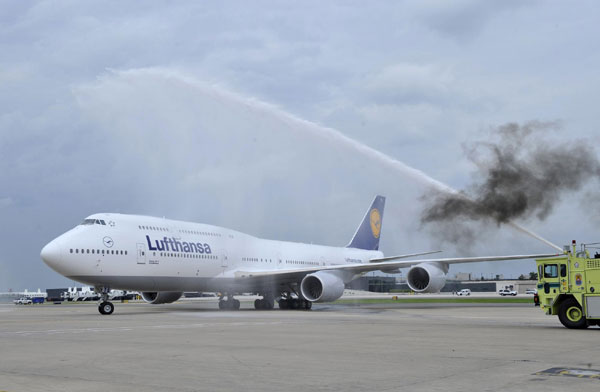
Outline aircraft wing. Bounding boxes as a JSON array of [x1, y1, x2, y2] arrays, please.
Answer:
[[234, 252, 559, 281], [369, 250, 441, 262]]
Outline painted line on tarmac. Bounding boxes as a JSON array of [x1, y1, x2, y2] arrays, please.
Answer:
[[535, 367, 600, 380], [0, 320, 288, 337]]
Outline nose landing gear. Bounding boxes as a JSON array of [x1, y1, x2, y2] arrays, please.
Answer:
[[96, 287, 114, 315], [99, 301, 114, 315]]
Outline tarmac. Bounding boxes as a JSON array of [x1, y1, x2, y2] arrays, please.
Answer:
[[1, 297, 599, 392]]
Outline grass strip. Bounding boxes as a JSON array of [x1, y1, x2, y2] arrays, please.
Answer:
[[334, 297, 533, 304]]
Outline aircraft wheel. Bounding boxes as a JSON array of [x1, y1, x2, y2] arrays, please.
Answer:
[[304, 300, 312, 310], [218, 300, 226, 310], [254, 299, 262, 310], [233, 299, 240, 310], [290, 298, 299, 310], [99, 301, 114, 315], [278, 299, 288, 310], [558, 298, 588, 329]]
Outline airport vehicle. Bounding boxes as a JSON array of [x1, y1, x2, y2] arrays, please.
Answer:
[[40, 195, 556, 315], [456, 289, 471, 296], [535, 240, 600, 329], [13, 298, 32, 305], [525, 289, 537, 295], [499, 289, 517, 296]]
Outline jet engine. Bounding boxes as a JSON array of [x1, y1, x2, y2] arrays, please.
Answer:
[[406, 263, 447, 293], [141, 291, 183, 304], [300, 271, 345, 302]]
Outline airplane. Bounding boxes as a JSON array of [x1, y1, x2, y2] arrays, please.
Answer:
[[40, 195, 556, 315]]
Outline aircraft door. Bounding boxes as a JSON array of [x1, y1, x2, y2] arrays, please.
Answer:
[[136, 243, 146, 264], [221, 250, 228, 268]]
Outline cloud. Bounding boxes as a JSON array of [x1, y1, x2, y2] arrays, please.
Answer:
[[364, 63, 454, 105], [1, 1, 600, 290], [408, 0, 529, 40], [72, 68, 432, 230], [0, 197, 13, 208]]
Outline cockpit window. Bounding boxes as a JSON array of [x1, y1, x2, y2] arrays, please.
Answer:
[[80, 219, 107, 226]]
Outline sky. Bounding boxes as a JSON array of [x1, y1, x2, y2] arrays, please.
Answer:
[[1, 0, 600, 290]]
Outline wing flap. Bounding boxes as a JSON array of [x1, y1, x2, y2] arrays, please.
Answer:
[[235, 253, 559, 279], [369, 250, 442, 262]]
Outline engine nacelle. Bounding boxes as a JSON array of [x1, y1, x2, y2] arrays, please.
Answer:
[[406, 263, 447, 293], [141, 291, 183, 304], [300, 271, 345, 303]]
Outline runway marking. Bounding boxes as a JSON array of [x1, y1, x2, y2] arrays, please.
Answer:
[[0, 320, 287, 337], [535, 367, 600, 380]]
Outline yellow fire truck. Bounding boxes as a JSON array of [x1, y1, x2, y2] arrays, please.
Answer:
[[535, 240, 600, 329]]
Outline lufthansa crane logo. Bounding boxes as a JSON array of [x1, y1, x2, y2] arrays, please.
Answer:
[[103, 236, 114, 248], [370, 208, 381, 239]]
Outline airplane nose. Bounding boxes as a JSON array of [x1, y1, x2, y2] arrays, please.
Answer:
[[41, 239, 62, 269]]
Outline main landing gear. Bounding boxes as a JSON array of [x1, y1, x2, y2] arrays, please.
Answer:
[[218, 294, 240, 310], [278, 297, 311, 310], [216, 292, 312, 311], [254, 296, 274, 310], [97, 287, 114, 315]]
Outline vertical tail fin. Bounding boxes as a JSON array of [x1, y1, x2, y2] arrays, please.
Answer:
[[346, 195, 386, 251]]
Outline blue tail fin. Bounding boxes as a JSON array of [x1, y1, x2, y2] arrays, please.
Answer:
[[346, 195, 386, 251]]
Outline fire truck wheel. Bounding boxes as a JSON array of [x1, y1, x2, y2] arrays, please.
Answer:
[[558, 298, 588, 329]]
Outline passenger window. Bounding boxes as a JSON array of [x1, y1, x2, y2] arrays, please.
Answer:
[[544, 264, 558, 278], [560, 264, 567, 277], [70, 249, 73, 253], [75, 249, 79, 254]]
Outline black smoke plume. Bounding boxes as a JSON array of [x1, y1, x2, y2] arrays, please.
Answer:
[[421, 121, 600, 236]]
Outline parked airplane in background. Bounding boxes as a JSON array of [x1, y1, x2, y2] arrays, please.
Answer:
[[40, 196, 556, 315], [0, 289, 47, 300]]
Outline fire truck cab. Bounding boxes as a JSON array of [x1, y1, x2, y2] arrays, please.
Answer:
[[535, 240, 600, 329]]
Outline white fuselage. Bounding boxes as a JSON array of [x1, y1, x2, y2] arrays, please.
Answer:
[[41, 213, 382, 293]]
